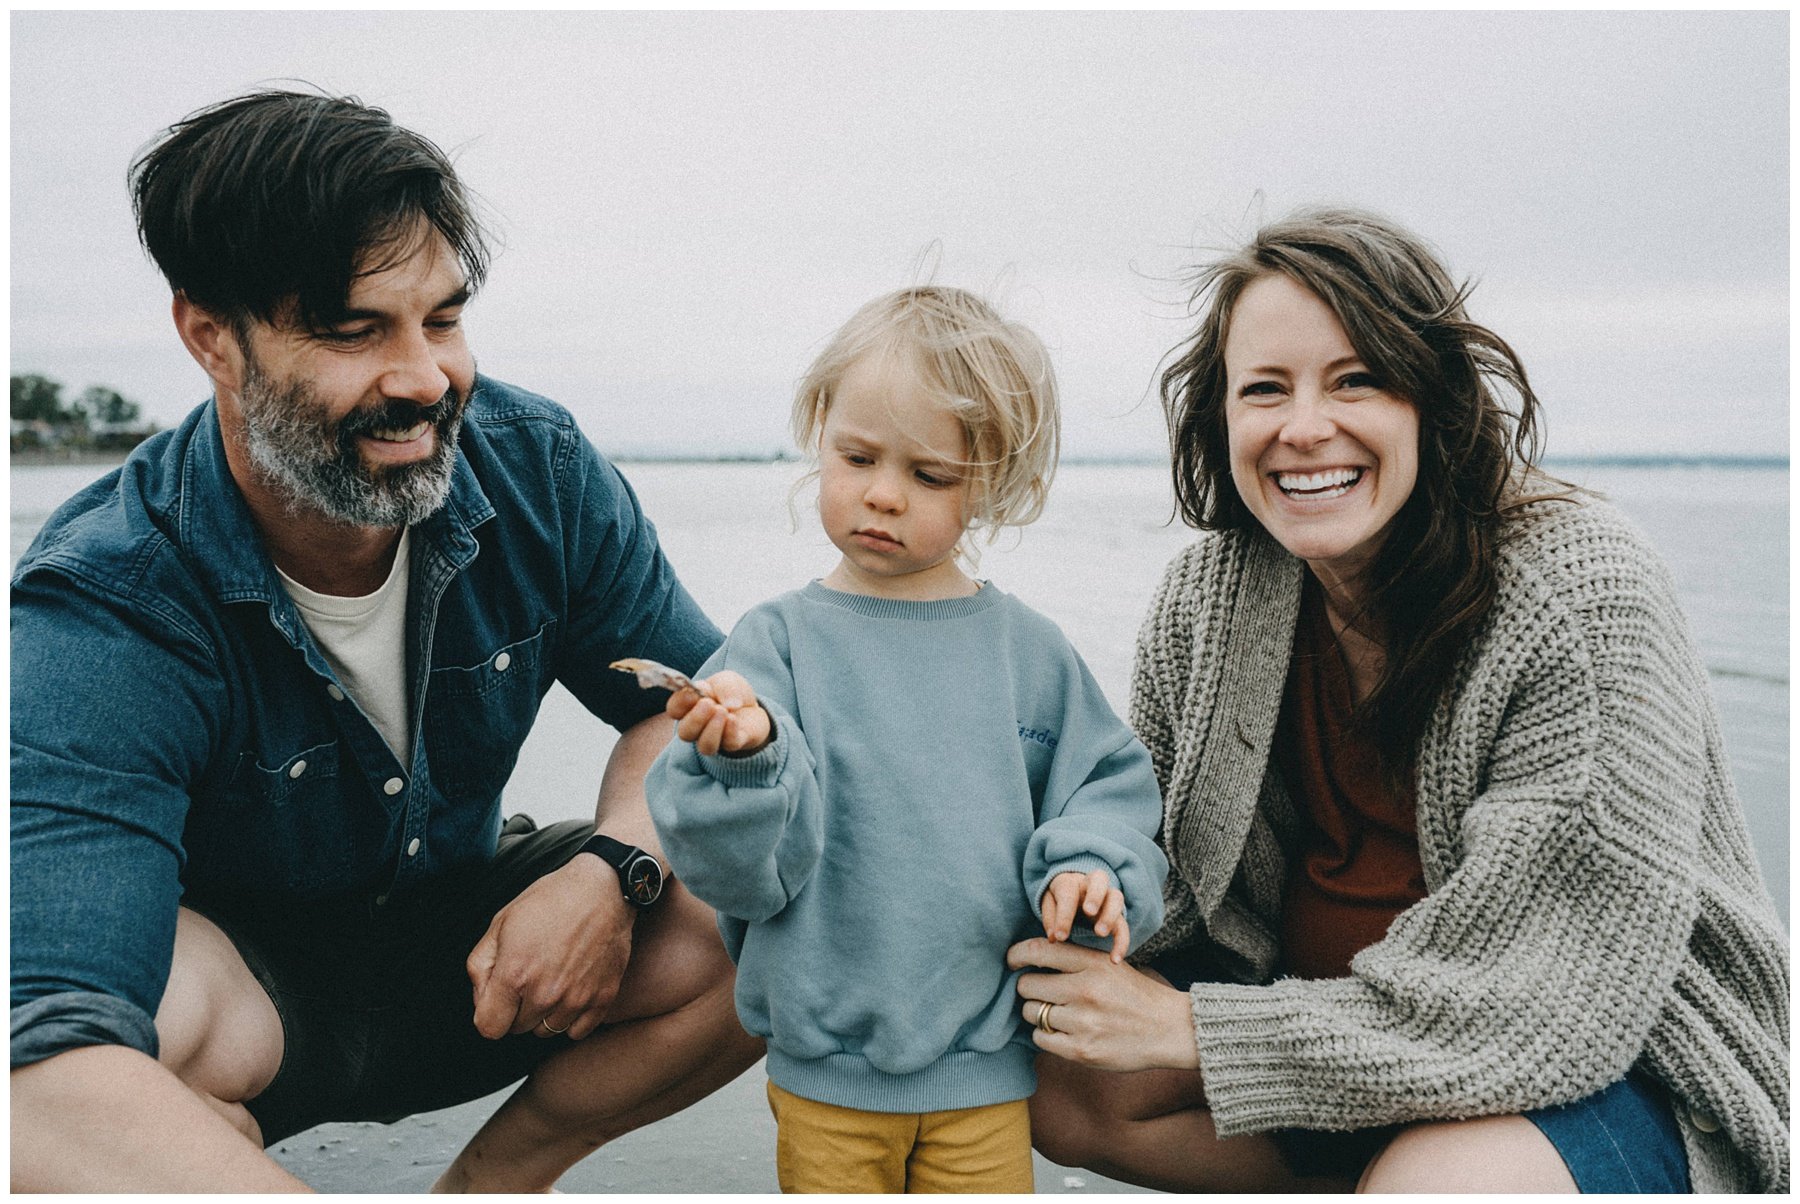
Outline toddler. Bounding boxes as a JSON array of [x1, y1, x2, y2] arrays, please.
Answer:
[[642, 286, 1167, 1193]]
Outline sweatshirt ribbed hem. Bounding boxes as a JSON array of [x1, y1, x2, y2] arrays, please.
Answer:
[[801, 580, 1000, 621], [767, 1044, 1036, 1114]]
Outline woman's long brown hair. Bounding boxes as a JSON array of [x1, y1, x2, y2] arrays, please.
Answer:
[[1160, 207, 1572, 786]]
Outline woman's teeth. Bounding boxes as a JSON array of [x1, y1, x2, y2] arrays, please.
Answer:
[[368, 421, 430, 443], [1276, 468, 1363, 499]]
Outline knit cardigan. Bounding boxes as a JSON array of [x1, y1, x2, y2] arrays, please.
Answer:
[[1130, 496, 1788, 1192]]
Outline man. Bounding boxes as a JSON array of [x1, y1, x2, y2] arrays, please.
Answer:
[[11, 89, 763, 1191]]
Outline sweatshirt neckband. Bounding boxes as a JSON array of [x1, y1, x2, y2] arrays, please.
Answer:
[[802, 579, 1001, 621]]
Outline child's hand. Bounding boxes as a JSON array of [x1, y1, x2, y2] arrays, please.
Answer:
[[1040, 870, 1130, 963], [666, 670, 772, 758]]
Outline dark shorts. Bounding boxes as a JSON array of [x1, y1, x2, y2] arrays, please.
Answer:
[[185, 818, 595, 1146], [1148, 950, 1691, 1192]]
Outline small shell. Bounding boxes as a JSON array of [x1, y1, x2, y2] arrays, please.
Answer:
[[609, 657, 714, 699]]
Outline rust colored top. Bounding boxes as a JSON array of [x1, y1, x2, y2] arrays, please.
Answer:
[[1275, 578, 1427, 981]]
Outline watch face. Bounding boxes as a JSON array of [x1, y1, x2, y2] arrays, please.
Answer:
[[623, 855, 663, 906]]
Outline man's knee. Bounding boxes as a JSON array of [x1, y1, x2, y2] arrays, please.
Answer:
[[608, 882, 739, 1021], [152, 909, 283, 1107]]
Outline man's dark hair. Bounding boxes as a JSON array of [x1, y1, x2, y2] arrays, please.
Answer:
[[129, 87, 490, 333]]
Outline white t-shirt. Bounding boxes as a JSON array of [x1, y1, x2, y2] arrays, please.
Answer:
[[277, 529, 413, 762]]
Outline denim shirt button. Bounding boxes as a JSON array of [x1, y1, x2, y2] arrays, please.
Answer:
[[406, 837, 421, 857], [384, 777, 405, 796], [327, 684, 345, 702], [493, 651, 511, 672], [288, 760, 307, 779]]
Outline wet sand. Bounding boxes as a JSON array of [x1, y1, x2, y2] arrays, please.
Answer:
[[269, 1061, 1147, 1193]]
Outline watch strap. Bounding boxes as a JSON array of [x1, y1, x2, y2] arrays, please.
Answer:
[[577, 832, 638, 871]]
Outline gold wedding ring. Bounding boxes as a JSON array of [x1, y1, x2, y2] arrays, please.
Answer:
[[1033, 1000, 1057, 1034], [539, 1018, 569, 1035]]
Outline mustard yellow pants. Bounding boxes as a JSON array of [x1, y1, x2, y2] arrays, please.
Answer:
[[766, 1081, 1035, 1193]]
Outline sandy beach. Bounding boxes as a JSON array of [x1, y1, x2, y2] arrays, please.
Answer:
[[268, 1071, 1146, 1193]]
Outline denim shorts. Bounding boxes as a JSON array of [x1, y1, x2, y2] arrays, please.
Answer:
[[1525, 1071, 1690, 1192], [1148, 950, 1691, 1191], [185, 817, 595, 1146]]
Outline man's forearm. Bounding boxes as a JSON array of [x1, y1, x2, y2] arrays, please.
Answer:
[[11, 1044, 309, 1192], [590, 712, 677, 857]]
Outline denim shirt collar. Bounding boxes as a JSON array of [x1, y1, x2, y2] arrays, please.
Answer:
[[173, 380, 498, 642]]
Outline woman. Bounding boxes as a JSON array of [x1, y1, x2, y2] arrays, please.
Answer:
[[1008, 208, 1787, 1192]]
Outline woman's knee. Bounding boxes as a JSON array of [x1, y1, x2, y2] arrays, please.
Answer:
[[1358, 1114, 1576, 1194], [606, 881, 738, 1021]]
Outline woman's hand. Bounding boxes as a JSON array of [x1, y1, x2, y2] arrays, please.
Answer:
[[1007, 937, 1202, 1074], [666, 670, 771, 757], [1040, 869, 1130, 961]]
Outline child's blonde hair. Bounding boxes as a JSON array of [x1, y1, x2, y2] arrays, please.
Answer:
[[792, 286, 1061, 544]]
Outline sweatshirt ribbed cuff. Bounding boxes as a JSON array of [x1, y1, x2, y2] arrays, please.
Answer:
[[699, 713, 792, 787], [1029, 853, 1112, 903]]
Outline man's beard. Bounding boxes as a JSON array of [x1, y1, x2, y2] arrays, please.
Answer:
[[238, 357, 466, 528]]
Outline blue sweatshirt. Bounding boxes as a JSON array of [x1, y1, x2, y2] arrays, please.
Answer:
[[646, 581, 1167, 1114]]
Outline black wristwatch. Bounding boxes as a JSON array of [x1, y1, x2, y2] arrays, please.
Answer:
[[577, 834, 665, 908]]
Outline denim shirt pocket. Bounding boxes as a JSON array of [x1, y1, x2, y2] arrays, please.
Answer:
[[205, 739, 352, 893], [423, 620, 553, 804]]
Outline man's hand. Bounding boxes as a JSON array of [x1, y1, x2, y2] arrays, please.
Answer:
[[466, 851, 635, 1042], [1040, 869, 1130, 962], [666, 670, 771, 757]]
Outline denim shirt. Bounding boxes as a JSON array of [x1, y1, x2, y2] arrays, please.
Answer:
[[10, 375, 722, 1067]]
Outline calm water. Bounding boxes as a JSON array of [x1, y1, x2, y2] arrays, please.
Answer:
[[12, 459, 1789, 923]]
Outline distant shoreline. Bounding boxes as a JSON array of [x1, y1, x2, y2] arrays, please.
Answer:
[[1541, 455, 1789, 469], [10, 448, 151, 467], [10, 450, 1789, 470], [601, 453, 1793, 469]]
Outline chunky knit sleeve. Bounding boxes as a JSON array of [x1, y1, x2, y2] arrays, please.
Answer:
[[1187, 508, 1714, 1136], [1127, 542, 1210, 964], [1129, 546, 1195, 797]]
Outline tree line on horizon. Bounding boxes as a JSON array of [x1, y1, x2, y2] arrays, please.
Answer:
[[11, 373, 157, 454]]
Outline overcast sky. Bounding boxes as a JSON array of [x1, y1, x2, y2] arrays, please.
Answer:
[[10, 10, 1788, 460]]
